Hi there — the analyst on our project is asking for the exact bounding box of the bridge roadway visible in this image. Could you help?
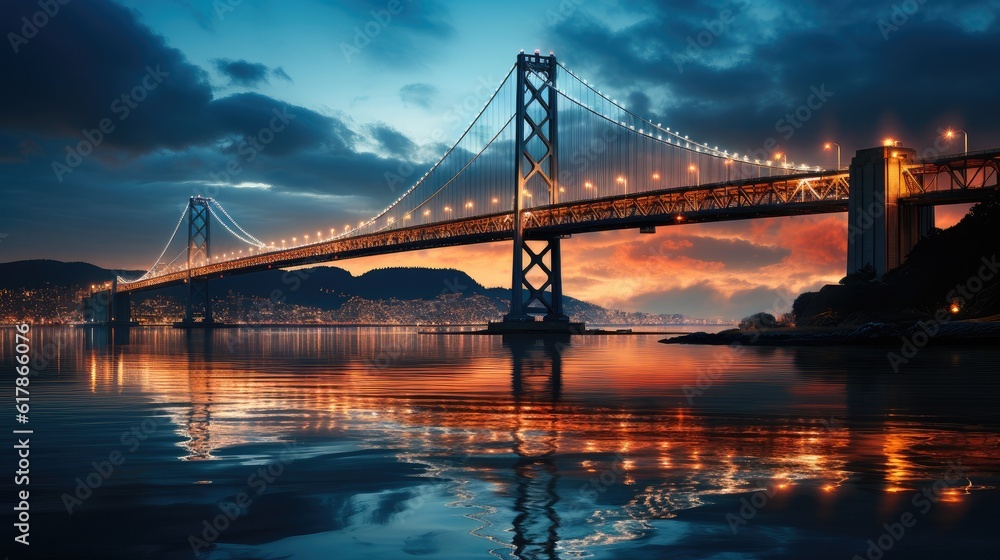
[118,170,851,294]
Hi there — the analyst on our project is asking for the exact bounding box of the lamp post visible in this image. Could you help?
[616,176,627,194]
[944,129,968,155]
[824,142,841,170]
[688,164,699,187]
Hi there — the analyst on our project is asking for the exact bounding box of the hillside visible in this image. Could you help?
[794,191,1000,326]
[0,260,708,325]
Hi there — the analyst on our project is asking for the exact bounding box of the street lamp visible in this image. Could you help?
[616,176,627,194]
[774,152,787,168]
[688,164,699,187]
[824,142,841,170]
[724,158,732,182]
[944,129,968,155]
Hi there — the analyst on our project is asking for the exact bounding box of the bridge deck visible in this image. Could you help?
[117,171,849,294]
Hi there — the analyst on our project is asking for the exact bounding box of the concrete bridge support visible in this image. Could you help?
[847,146,932,277]
[111,284,131,326]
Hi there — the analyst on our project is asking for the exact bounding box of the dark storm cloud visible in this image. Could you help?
[214,58,271,87]
[0,0,425,266]
[0,0,340,156]
[550,0,1000,156]
[399,82,437,109]
[368,123,418,159]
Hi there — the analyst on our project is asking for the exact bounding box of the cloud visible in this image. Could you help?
[273,66,293,82]
[0,0,360,160]
[630,281,794,319]
[168,0,215,32]
[0,0,422,270]
[399,83,437,109]
[547,0,1000,158]
[214,59,271,87]
[626,235,790,270]
[368,123,418,159]
[326,0,456,66]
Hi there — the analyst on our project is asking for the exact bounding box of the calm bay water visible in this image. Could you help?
[3,326,999,559]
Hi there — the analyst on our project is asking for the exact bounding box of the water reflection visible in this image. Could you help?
[507,336,564,559]
[65,327,999,558]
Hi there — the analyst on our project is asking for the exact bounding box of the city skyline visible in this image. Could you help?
[2,0,998,317]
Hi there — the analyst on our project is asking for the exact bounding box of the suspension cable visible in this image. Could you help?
[334,64,517,240]
[208,205,261,247]
[211,199,265,247]
[132,201,190,281]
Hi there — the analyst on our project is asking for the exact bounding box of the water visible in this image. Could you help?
[3,326,999,559]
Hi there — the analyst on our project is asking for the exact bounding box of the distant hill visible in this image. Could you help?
[0,259,142,290]
[0,260,708,325]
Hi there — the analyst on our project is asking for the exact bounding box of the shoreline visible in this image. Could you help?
[660,321,1000,346]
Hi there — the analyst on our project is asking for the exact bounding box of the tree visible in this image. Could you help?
[839,263,877,286]
[739,312,777,331]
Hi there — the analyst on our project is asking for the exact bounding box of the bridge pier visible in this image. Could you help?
[81,281,132,344]
[111,284,132,327]
[847,146,931,277]
[181,274,214,325]
[83,290,111,324]
[506,236,571,322]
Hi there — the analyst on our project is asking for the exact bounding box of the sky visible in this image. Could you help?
[1,0,998,319]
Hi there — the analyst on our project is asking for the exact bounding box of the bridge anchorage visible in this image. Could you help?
[83,50,1000,335]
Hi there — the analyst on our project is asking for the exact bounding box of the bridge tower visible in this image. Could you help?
[504,51,571,326]
[184,195,214,324]
[847,146,933,277]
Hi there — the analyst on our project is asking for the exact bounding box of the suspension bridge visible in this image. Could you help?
[85,51,1000,331]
